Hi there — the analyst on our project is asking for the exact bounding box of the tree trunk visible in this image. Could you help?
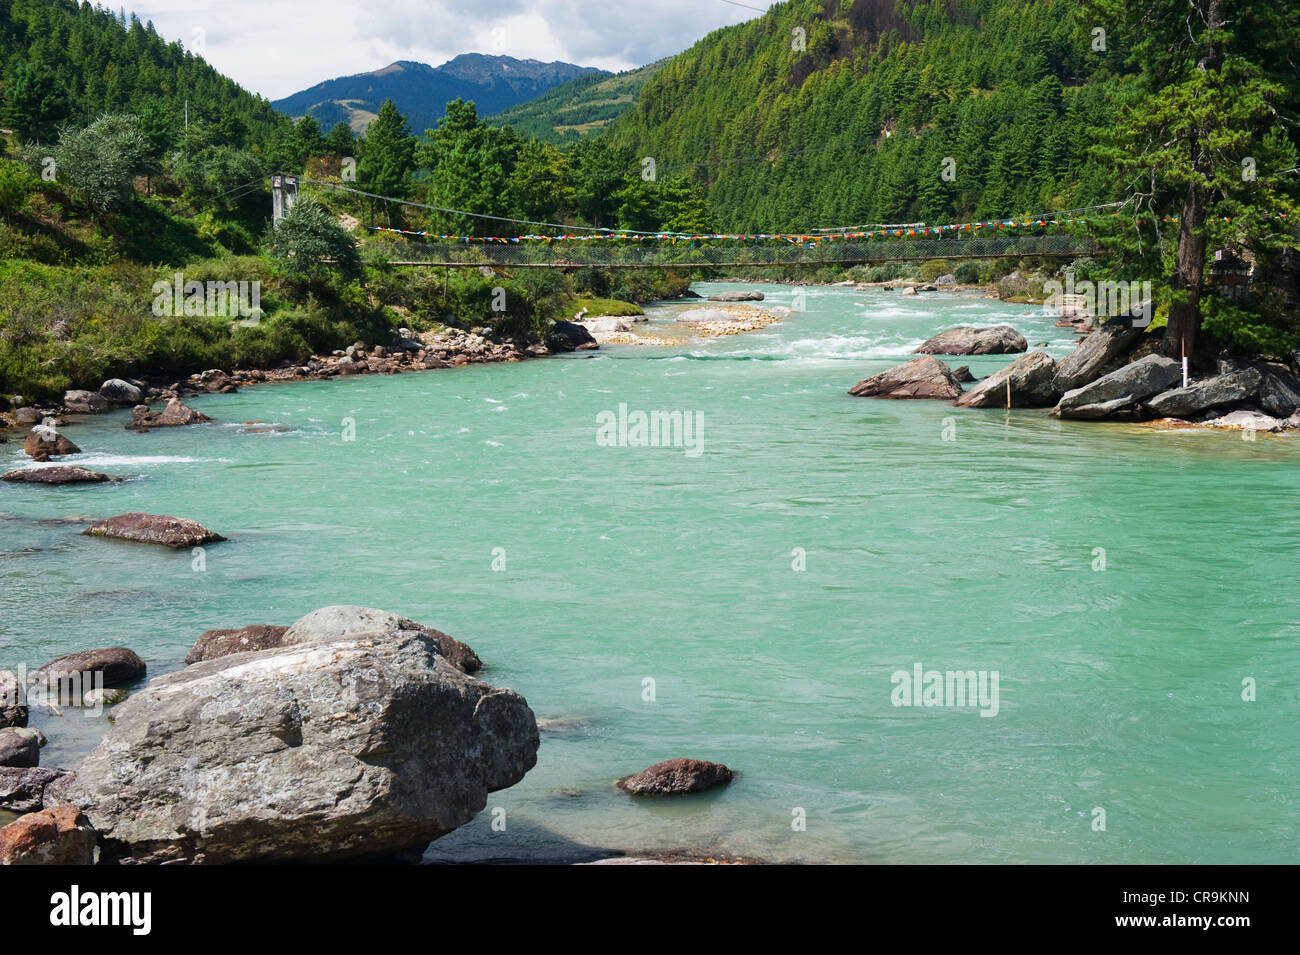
[1165,180,1207,362]
[1161,0,1224,364]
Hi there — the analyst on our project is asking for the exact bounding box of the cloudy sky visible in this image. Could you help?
[132,0,780,101]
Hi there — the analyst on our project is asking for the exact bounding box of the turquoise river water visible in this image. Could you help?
[2,283,1298,863]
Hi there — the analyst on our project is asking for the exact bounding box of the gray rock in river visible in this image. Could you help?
[849,356,964,400]
[546,320,598,353]
[1052,355,1183,419]
[707,290,764,302]
[914,325,1027,355]
[0,766,69,812]
[34,647,147,691]
[617,758,735,796]
[23,425,80,460]
[283,605,482,674]
[954,351,1059,408]
[1216,357,1300,418]
[0,727,42,767]
[63,389,109,414]
[1,466,117,485]
[1146,368,1262,418]
[185,624,289,664]
[82,513,225,549]
[1,670,28,728]
[99,379,143,405]
[1051,318,1146,393]
[128,397,211,428]
[48,627,539,863]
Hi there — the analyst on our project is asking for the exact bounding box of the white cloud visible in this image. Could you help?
[130,0,778,100]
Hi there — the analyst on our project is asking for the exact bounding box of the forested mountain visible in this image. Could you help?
[488,62,662,143]
[0,0,288,149]
[272,55,604,135]
[606,0,1118,232]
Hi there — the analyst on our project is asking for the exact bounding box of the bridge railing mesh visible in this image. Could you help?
[364,233,1097,268]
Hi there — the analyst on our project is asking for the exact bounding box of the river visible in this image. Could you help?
[3,282,1297,863]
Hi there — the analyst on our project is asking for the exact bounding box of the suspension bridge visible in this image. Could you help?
[361,233,1098,269]
[281,176,1108,270]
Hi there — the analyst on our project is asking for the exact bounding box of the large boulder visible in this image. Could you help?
[617,758,734,796]
[185,625,289,665]
[83,513,226,549]
[0,805,97,865]
[707,290,764,302]
[849,356,964,400]
[1052,355,1183,419]
[63,390,109,414]
[48,628,539,863]
[546,320,598,353]
[954,351,1059,408]
[99,379,143,405]
[23,425,80,460]
[283,605,481,674]
[1146,368,1262,418]
[1217,358,1300,418]
[0,728,41,768]
[0,670,26,728]
[0,766,69,812]
[914,325,1027,355]
[1,466,116,485]
[34,647,147,691]
[129,398,212,429]
[1051,318,1146,392]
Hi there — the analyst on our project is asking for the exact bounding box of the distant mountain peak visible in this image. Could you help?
[273,54,606,133]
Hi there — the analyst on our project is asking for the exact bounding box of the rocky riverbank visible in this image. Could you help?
[0,321,599,442]
[850,317,1300,432]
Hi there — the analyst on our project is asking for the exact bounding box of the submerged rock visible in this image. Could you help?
[1052,355,1183,419]
[1,466,116,485]
[954,351,1059,408]
[34,647,146,690]
[82,513,226,549]
[914,325,1026,355]
[1051,317,1146,393]
[48,627,539,863]
[129,398,212,429]
[185,624,289,665]
[283,605,482,674]
[849,356,964,400]
[617,758,735,796]
[0,805,97,864]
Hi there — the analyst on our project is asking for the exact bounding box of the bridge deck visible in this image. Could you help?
[367,234,1098,269]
